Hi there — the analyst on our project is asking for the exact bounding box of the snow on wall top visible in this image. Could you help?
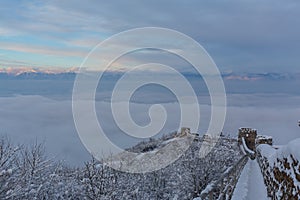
[258,137,300,165]
[287,138,300,161]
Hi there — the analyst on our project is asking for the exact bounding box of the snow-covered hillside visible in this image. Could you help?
[0,133,242,199]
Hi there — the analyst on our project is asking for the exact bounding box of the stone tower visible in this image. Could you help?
[238,128,257,151]
[180,127,191,137]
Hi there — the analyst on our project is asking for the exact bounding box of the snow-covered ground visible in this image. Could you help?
[232,159,269,200]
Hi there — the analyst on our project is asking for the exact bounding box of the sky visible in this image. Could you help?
[0,0,300,73]
[0,0,300,165]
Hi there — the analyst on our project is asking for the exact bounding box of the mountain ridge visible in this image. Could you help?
[0,67,299,81]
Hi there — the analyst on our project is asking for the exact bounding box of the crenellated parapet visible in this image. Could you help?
[256,140,300,199]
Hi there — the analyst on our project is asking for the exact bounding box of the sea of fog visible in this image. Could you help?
[0,79,299,166]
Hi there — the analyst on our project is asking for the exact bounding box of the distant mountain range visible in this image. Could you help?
[0,71,76,80]
[0,67,77,80]
[0,67,298,81]
[222,72,298,81]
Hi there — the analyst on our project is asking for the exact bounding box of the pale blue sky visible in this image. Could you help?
[0,0,300,73]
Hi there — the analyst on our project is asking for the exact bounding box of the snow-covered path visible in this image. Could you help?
[232,159,269,200]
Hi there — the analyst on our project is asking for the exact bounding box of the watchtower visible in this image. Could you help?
[238,128,257,151]
[180,127,191,137]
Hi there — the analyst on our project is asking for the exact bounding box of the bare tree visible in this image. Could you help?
[82,157,117,200]
[0,137,20,199]
[15,141,53,199]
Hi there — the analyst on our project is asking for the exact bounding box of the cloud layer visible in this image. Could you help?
[0,93,299,166]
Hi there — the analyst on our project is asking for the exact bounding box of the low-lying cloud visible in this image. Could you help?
[0,94,299,166]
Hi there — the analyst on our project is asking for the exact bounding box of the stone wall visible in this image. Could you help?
[256,144,300,199]
[199,156,248,200]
